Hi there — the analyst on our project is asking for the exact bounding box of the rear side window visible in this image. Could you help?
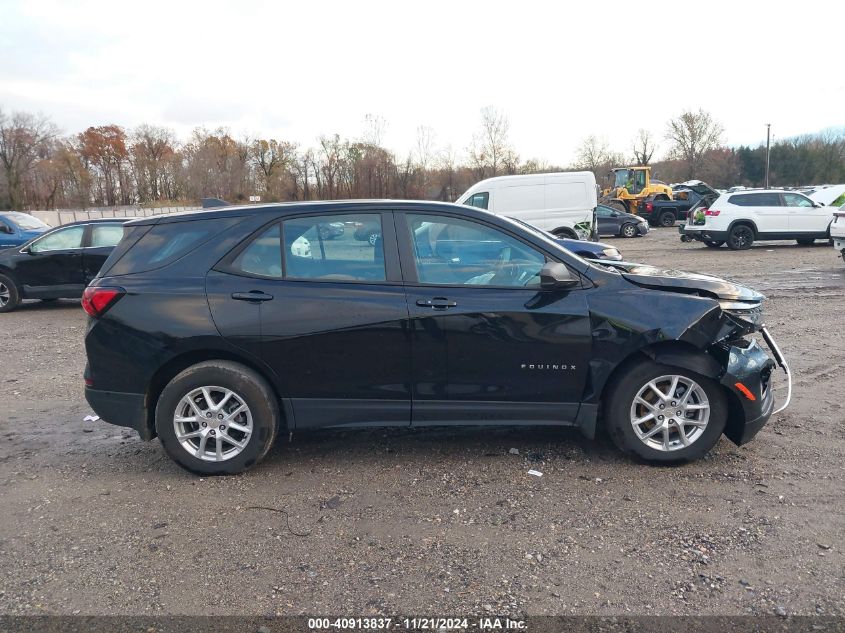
[89,224,125,247]
[729,193,782,207]
[230,224,282,278]
[283,213,386,282]
[105,217,240,276]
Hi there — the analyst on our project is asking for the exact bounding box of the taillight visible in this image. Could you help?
[704,209,720,216]
[82,286,125,318]
[645,202,653,212]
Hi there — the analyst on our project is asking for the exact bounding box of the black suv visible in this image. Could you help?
[0,218,129,312]
[83,201,790,474]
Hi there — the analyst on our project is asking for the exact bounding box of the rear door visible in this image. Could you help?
[782,192,830,234]
[82,223,125,284]
[15,225,86,294]
[211,210,411,430]
[743,192,788,233]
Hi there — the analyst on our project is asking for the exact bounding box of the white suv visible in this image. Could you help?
[831,211,845,263]
[683,190,835,250]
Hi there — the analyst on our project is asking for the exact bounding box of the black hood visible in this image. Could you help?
[606,262,765,302]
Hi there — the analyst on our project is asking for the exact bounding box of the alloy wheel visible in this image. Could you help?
[629,374,710,452]
[622,224,637,238]
[173,386,253,462]
[0,282,9,307]
[730,226,753,249]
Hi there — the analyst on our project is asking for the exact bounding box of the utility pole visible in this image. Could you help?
[765,123,771,188]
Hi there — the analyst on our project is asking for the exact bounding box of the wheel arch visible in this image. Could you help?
[593,340,726,438]
[727,219,758,237]
[144,349,287,440]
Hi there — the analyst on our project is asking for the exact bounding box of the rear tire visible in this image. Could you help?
[155,361,280,475]
[659,211,675,227]
[0,273,21,313]
[552,228,578,240]
[703,239,724,248]
[604,359,727,463]
[727,224,754,250]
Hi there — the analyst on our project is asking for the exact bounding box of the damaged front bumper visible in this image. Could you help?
[715,326,791,445]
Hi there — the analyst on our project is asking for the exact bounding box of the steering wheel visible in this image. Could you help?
[493,247,521,283]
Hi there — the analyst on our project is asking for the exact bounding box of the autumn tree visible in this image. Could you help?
[79,125,131,206]
[130,125,176,203]
[0,109,58,209]
[665,109,724,179]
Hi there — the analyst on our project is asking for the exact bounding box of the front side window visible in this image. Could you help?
[465,192,489,209]
[283,213,385,282]
[596,206,613,218]
[406,214,545,287]
[90,224,126,248]
[231,224,282,278]
[30,226,84,252]
[782,193,814,208]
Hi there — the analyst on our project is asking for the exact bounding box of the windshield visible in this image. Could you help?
[6,212,49,230]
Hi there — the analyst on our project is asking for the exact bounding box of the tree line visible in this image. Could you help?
[1,105,843,211]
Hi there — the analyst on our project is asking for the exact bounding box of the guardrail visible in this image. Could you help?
[30,206,199,227]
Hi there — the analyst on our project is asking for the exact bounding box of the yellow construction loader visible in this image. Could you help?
[600,166,673,215]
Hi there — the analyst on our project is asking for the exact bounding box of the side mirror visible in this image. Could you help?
[540,262,578,289]
[20,245,32,254]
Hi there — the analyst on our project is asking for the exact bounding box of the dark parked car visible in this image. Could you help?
[509,218,621,261]
[596,205,649,238]
[0,212,51,250]
[0,218,129,313]
[318,221,345,240]
[83,201,789,475]
[353,222,381,245]
[641,181,720,227]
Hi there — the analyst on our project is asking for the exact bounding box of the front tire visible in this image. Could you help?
[727,224,754,250]
[604,360,727,463]
[0,273,21,313]
[621,223,638,238]
[155,361,279,475]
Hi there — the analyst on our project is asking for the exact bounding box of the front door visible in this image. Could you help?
[397,212,591,425]
[782,192,830,234]
[212,211,411,430]
[16,225,86,296]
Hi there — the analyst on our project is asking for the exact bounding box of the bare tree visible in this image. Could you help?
[0,109,58,209]
[665,109,724,179]
[468,106,515,179]
[632,129,657,166]
[573,135,624,172]
[362,114,387,147]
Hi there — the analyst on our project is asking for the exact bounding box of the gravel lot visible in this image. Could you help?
[1,228,843,617]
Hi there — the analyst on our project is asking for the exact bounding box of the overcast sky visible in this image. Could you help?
[1,0,843,165]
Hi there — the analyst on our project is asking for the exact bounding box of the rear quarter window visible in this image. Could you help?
[728,193,782,207]
[102,217,242,276]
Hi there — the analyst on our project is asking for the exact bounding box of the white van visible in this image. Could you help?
[455,172,598,239]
